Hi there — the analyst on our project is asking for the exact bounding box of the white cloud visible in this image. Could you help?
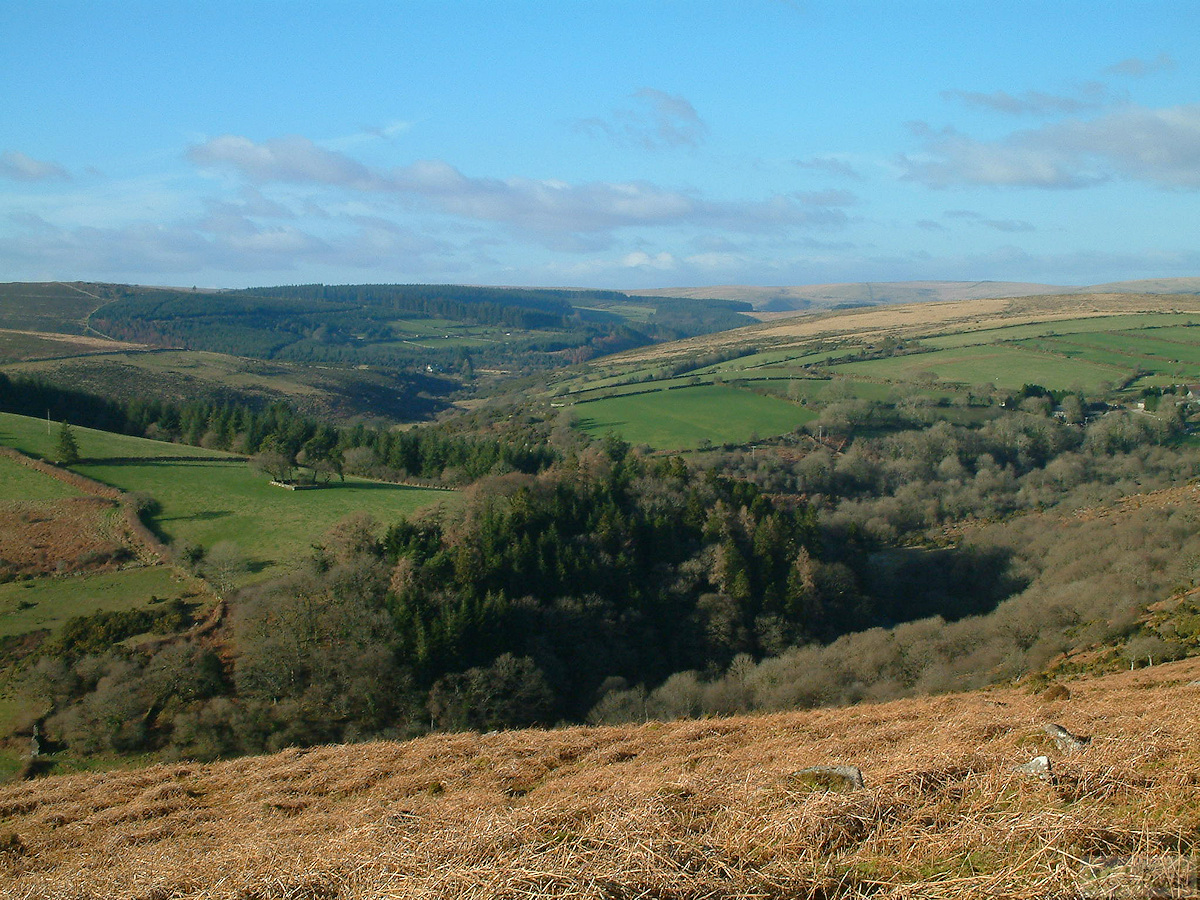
[189,135,387,190]
[0,208,455,278]
[187,134,850,239]
[0,150,70,182]
[940,209,1034,232]
[797,189,856,207]
[900,105,1200,189]
[324,120,415,151]
[621,250,677,270]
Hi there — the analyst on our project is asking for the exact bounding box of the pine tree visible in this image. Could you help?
[55,422,80,465]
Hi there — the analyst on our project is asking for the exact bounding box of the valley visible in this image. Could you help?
[1,279,1200,895]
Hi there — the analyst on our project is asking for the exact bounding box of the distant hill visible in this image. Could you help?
[636,277,1200,312]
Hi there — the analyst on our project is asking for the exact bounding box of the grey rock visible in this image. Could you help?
[1044,722,1090,754]
[1016,755,1053,780]
[795,765,866,790]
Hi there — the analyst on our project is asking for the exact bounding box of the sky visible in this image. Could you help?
[1,1,1198,291]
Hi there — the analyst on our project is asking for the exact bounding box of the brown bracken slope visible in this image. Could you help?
[1,658,1199,899]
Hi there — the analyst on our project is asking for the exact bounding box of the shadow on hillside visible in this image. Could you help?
[161,510,232,523]
[863,544,1027,628]
[83,456,240,466]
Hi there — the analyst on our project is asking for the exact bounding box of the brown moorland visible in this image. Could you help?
[1,658,1198,898]
[0,498,132,577]
[607,292,1200,366]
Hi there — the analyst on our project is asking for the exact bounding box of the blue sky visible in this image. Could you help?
[1,1,1198,290]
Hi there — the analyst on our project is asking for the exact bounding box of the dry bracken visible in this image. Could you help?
[1,658,1199,898]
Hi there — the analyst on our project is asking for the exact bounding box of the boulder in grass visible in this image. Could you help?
[1016,755,1053,780]
[1044,723,1090,754]
[794,765,866,791]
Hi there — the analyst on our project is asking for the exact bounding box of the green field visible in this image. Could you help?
[1042,331,1200,368]
[920,314,1200,349]
[0,412,224,461]
[575,384,816,450]
[829,345,1133,392]
[80,460,450,576]
[0,566,196,639]
[0,455,85,501]
[0,413,453,579]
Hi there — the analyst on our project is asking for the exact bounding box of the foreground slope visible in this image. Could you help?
[2,659,1198,899]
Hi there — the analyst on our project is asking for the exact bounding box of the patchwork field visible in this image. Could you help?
[0,413,452,581]
[1,657,1197,899]
[829,344,1130,392]
[604,294,1200,367]
[575,384,816,449]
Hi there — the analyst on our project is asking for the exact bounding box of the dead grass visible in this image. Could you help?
[0,498,131,576]
[1,660,1199,898]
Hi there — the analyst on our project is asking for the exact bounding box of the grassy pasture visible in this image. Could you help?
[1013,337,1189,376]
[830,344,1132,392]
[1053,330,1200,367]
[575,384,815,449]
[920,313,1200,349]
[77,458,451,578]
[0,412,222,462]
[0,413,452,580]
[0,456,84,501]
[0,567,194,640]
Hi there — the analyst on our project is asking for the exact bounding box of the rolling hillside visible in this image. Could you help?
[548,292,1200,450]
[0,280,756,423]
[0,658,1197,898]
[636,276,1200,312]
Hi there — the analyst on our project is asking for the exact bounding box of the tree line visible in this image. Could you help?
[0,373,555,483]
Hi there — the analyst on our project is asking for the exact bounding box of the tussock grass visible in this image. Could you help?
[1,660,1199,898]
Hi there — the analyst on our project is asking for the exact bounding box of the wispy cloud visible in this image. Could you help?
[0,150,71,182]
[793,156,863,180]
[900,104,1200,189]
[189,135,388,190]
[942,209,1034,232]
[1105,53,1175,77]
[189,134,850,239]
[575,88,708,150]
[324,120,415,151]
[941,83,1113,116]
[0,209,454,277]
